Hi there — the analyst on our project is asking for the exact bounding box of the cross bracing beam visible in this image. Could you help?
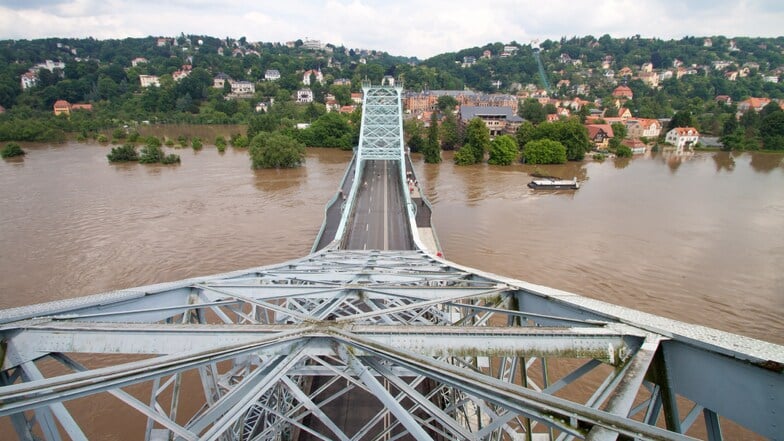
[3,322,639,365]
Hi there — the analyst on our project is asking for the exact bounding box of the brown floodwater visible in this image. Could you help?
[0,136,782,438]
[1,140,783,343]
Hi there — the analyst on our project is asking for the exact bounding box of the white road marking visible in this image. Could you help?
[383,161,389,250]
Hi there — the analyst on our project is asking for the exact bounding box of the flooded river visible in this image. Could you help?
[1,135,783,439]
[1,138,782,346]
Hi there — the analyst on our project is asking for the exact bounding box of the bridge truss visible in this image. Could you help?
[356,85,404,162]
[1,249,781,440]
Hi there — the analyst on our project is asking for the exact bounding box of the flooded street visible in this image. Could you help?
[1,140,783,348]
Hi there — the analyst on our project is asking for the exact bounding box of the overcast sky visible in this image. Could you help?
[1,0,782,58]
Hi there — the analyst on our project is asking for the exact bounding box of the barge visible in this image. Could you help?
[527,177,580,190]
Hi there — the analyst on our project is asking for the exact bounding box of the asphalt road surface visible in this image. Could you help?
[343,160,413,251]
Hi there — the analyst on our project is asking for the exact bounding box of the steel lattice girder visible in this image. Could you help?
[357,86,404,161]
[1,249,782,440]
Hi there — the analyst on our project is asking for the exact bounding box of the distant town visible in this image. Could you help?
[1,34,783,158]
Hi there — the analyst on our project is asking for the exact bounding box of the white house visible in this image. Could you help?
[230,81,255,95]
[20,71,38,90]
[302,69,324,85]
[139,75,160,88]
[35,60,65,72]
[302,39,322,50]
[264,69,280,81]
[665,127,700,151]
[297,88,314,103]
[213,73,231,88]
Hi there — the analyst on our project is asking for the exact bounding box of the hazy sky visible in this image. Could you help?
[1,0,782,58]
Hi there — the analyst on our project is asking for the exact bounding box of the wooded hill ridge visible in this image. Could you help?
[1,34,783,147]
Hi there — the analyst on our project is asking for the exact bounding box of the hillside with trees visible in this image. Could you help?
[1,34,783,150]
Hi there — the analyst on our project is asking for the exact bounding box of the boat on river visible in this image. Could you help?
[527,177,580,190]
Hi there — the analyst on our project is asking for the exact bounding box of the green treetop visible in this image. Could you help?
[249,132,306,169]
[488,135,518,165]
[462,118,490,163]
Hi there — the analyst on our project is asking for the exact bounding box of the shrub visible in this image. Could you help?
[97,134,109,143]
[112,128,127,140]
[107,143,138,162]
[230,133,249,148]
[161,153,181,164]
[145,136,161,148]
[593,153,607,161]
[454,146,477,165]
[139,144,165,163]
[192,137,203,150]
[1,142,25,158]
[177,135,188,148]
[215,136,227,152]
[164,138,175,147]
[127,131,141,143]
[616,146,633,158]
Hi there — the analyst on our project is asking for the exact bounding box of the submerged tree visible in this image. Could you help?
[488,135,518,165]
[1,142,25,158]
[522,139,567,164]
[459,118,490,164]
[249,132,306,169]
[107,143,138,162]
[423,112,442,163]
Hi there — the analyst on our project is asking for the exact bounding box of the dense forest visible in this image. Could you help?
[1,34,783,150]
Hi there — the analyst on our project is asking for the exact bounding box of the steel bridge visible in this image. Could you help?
[1,84,782,441]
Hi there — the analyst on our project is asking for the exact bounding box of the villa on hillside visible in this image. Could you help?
[612,85,633,100]
[265,69,281,81]
[139,75,160,88]
[213,73,231,88]
[297,88,314,103]
[302,69,324,85]
[230,81,255,96]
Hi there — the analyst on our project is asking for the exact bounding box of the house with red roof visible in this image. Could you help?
[737,97,771,113]
[53,100,71,116]
[665,127,700,151]
[53,100,92,116]
[622,139,648,154]
[626,118,662,139]
[617,107,633,120]
[586,124,614,150]
[612,85,633,100]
